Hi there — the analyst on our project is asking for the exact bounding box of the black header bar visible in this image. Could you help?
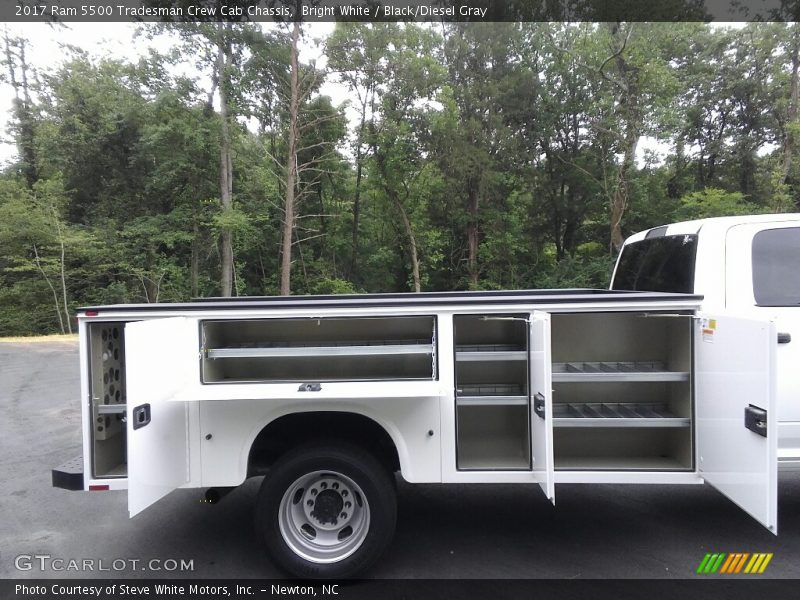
[5,0,800,23]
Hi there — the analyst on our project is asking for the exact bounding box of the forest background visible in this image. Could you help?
[1,20,799,335]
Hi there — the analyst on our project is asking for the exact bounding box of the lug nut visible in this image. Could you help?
[341,512,347,519]
[307,500,313,506]
[344,501,351,508]
[310,489,318,496]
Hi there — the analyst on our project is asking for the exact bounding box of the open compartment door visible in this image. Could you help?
[125,317,196,517]
[696,314,777,533]
[530,311,555,504]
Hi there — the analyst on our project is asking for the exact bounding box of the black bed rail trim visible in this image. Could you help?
[78,289,703,314]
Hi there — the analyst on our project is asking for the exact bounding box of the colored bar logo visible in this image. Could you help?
[696,552,773,574]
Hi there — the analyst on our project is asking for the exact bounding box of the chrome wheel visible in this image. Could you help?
[278,470,371,564]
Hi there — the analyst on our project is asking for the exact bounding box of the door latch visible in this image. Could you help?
[132,404,151,430]
[534,393,546,419]
[744,404,767,437]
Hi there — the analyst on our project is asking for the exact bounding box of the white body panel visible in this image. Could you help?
[530,311,555,503]
[125,317,196,516]
[74,291,778,533]
[724,222,800,468]
[695,313,778,532]
[198,396,442,486]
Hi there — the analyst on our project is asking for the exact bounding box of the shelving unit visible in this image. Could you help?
[550,312,694,471]
[552,361,689,383]
[207,340,432,359]
[201,316,436,383]
[454,314,530,470]
[455,344,526,363]
[553,402,690,428]
[456,384,527,406]
[88,322,127,479]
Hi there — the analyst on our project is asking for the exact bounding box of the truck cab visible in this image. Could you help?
[611,214,800,470]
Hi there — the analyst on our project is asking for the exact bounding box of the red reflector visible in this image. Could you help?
[89,484,109,491]
[85,310,99,317]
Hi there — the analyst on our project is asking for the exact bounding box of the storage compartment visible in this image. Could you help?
[553,427,693,470]
[201,316,436,383]
[456,404,531,470]
[454,314,530,469]
[550,312,693,471]
[88,322,127,478]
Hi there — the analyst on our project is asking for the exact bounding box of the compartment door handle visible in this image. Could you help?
[778,332,791,344]
[132,404,151,430]
[744,404,767,437]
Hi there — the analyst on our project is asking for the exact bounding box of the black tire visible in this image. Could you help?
[255,441,397,579]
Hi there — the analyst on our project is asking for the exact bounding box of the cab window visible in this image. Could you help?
[752,227,800,306]
[611,234,698,294]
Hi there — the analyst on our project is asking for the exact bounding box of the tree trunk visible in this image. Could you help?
[4,32,37,188]
[610,125,639,253]
[191,216,199,298]
[608,24,641,253]
[280,21,301,296]
[57,224,72,333]
[373,148,421,293]
[782,24,799,199]
[349,106,367,279]
[393,196,421,293]
[467,187,479,287]
[217,22,234,297]
[32,243,65,334]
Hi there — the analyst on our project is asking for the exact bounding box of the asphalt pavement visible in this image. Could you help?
[1,340,799,580]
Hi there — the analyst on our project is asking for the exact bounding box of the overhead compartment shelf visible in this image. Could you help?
[553,402,690,428]
[455,344,526,362]
[207,340,433,359]
[552,361,689,382]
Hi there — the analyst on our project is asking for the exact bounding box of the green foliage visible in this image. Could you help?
[3,23,800,334]
[675,188,761,220]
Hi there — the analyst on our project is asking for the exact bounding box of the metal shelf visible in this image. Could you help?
[457,396,528,406]
[455,344,527,362]
[97,404,126,415]
[552,361,689,382]
[553,402,690,428]
[456,383,527,406]
[207,341,434,359]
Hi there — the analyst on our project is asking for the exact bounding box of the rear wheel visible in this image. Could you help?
[256,442,396,578]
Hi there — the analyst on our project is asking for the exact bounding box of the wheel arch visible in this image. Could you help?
[246,410,403,478]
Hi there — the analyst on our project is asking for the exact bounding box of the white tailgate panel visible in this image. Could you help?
[696,314,777,533]
[125,317,196,517]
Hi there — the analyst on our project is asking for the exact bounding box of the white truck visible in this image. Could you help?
[52,287,783,577]
[611,213,800,472]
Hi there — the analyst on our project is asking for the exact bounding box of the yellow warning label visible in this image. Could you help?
[702,318,715,343]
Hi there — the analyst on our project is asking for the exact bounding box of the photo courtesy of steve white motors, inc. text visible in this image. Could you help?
[14,583,341,597]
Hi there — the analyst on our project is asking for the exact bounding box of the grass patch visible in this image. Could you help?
[0,333,79,343]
